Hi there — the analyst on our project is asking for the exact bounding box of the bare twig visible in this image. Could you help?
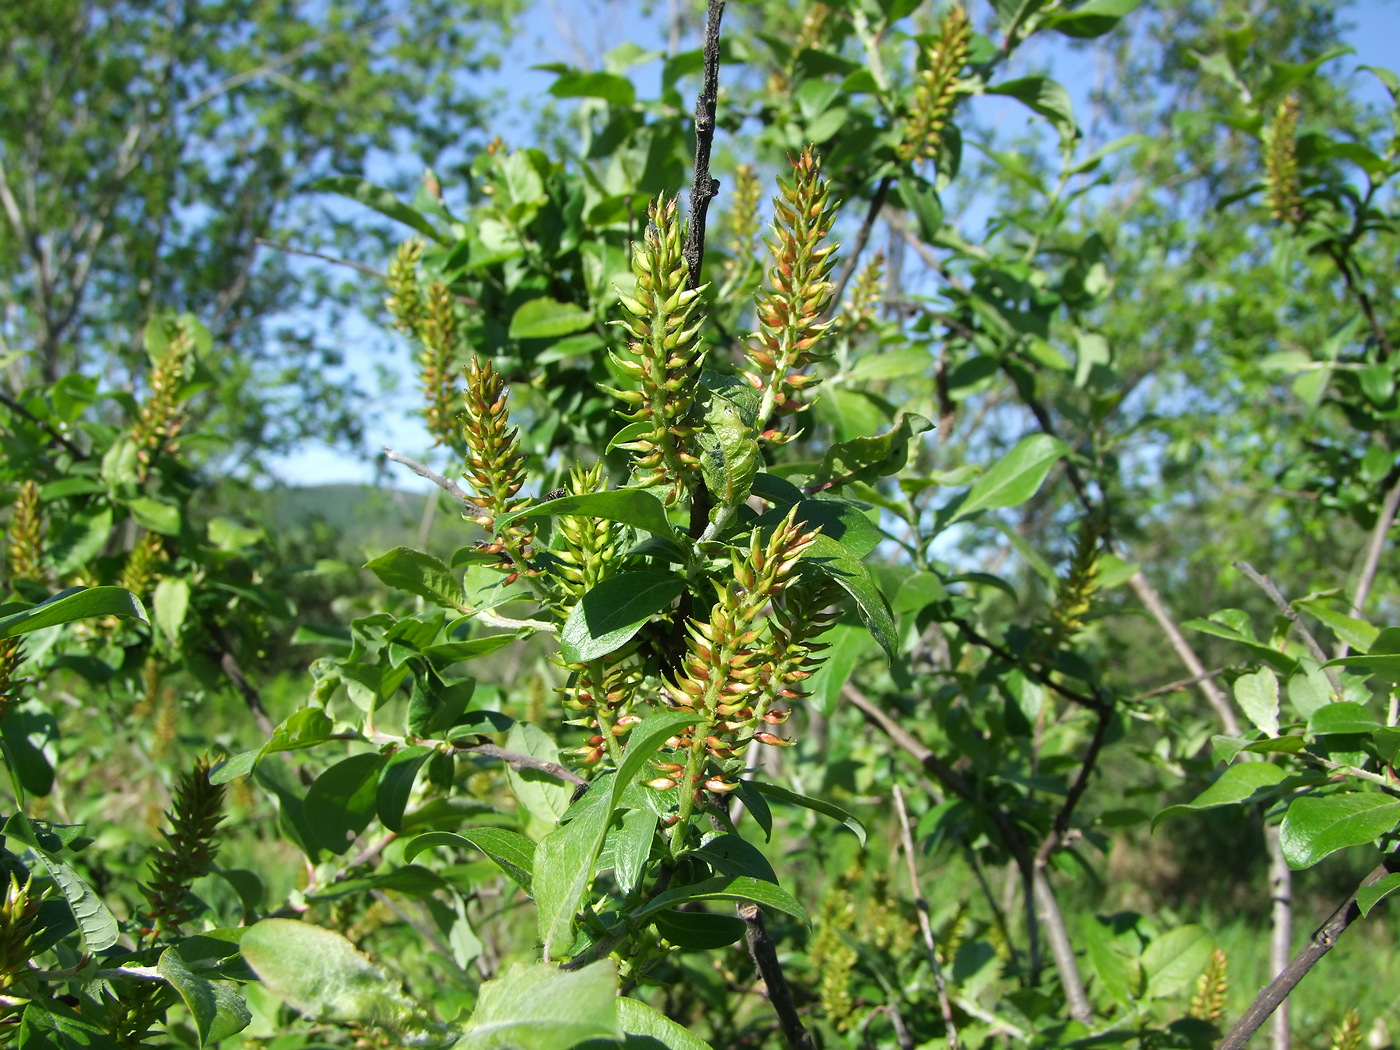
[892,784,959,1049]
[1035,707,1112,867]
[382,446,484,511]
[1130,666,1227,702]
[218,648,275,738]
[1337,468,1400,659]
[254,236,388,280]
[451,742,587,788]
[1219,853,1400,1050]
[740,903,815,1050]
[1326,242,1393,361]
[682,0,725,290]
[950,618,1110,712]
[1234,560,1344,697]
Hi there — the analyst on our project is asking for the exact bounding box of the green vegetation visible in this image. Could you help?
[1,1,1398,1048]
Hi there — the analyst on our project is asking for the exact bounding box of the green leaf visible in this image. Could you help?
[560,571,685,663]
[1044,0,1141,37]
[3,814,118,952]
[158,947,252,1046]
[615,998,715,1050]
[405,828,536,893]
[533,711,698,955]
[948,435,1069,525]
[51,507,114,575]
[258,708,336,760]
[376,746,434,833]
[1141,925,1213,999]
[152,577,190,646]
[751,782,867,846]
[1325,627,1400,683]
[497,490,675,538]
[18,1004,118,1050]
[422,635,519,663]
[1234,668,1279,737]
[505,723,573,823]
[613,809,659,896]
[1279,794,1400,869]
[986,76,1076,135]
[813,413,933,491]
[549,70,637,105]
[127,496,181,536]
[698,394,760,510]
[1357,872,1400,917]
[509,298,594,340]
[651,909,747,951]
[241,919,429,1029]
[1152,763,1287,828]
[304,754,388,855]
[365,548,464,609]
[311,176,447,243]
[800,535,898,661]
[460,960,620,1050]
[1309,702,1381,736]
[0,586,147,639]
[757,500,882,559]
[635,875,809,926]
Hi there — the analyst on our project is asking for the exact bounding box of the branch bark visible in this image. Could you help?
[741,904,815,1050]
[682,0,725,290]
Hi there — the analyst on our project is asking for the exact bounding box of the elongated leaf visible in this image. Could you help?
[751,782,867,846]
[814,413,934,491]
[550,70,637,105]
[241,919,427,1029]
[19,1005,117,1050]
[1141,925,1213,999]
[613,809,659,896]
[1279,793,1400,869]
[948,435,1069,524]
[405,828,537,893]
[33,852,119,951]
[158,947,252,1046]
[692,834,777,883]
[987,76,1076,135]
[311,176,447,243]
[365,548,463,609]
[509,297,593,339]
[1358,872,1400,917]
[560,571,685,663]
[1325,627,1400,683]
[304,754,387,855]
[636,875,809,926]
[1044,0,1141,37]
[1309,702,1381,736]
[152,577,191,646]
[616,997,715,1050]
[1234,668,1279,737]
[800,535,897,661]
[755,500,882,559]
[534,711,698,955]
[1153,763,1287,828]
[652,909,747,950]
[505,723,573,823]
[0,586,146,639]
[376,746,434,833]
[497,490,675,538]
[258,708,335,761]
[422,635,518,663]
[460,960,620,1050]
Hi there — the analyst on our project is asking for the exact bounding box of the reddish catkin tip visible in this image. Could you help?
[754,732,794,747]
[645,777,679,790]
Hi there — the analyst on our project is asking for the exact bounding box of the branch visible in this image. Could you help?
[1326,242,1393,361]
[1130,666,1227,703]
[950,618,1110,712]
[218,648,275,738]
[682,0,725,290]
[1034,706,1112,867]
[0,390,87,459]
[381,447,484,512]
[451,742,587,788]
[1218,853,1400,1050]
[1234,560,1343,697]
[740,904,815,1050]
[893,784,959,1049]
[255,236,388,280]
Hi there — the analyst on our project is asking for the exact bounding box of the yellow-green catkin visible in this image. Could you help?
[606,194,706,503]
[810,884,859,1032]
[461,356,535,583]
[0,638,23,724]
[721,164,763,294]
[130,325,194,479]
[1189,948,1229,1023]
[0,875,46,1035]
[1328,1010,1363,1050]
[119,531,164,599]
[6,481,44,586]
[837,251,886,336]
[746,147,840,439]
[385,239,427,340]
[1263,96,1304,226]
[899,5,970,163]
[419,282,462,447]
[1036,516,1102,660]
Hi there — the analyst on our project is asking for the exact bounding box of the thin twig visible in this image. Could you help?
[740,903,815,1050]
[0,390,87,458]
[451,742,587,788]
[218,648,275,738]
[1035,707,1112,867]
[382,446,484,511]
[681,0,725,289]
[1234,560,1344,697]
[1218,852,1400,1050]
[950,618,1110,712]
[892,784,959,1049]
[254,236,388,280]
[1326,242,1393,361]
[1131,666,1227,702]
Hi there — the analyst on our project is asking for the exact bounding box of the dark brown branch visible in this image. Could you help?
[219,649,275,738]
[381,446,484,511]
[950,618,1110,712]
[451,742,587,788]
[682,0,725,291]
[740,904,815,1050]
[1326,242,1392,361]
[1234,560,1344,697]
[825,175,892,319]
[1218,853,1400,1050]
[1035,706,1112,867]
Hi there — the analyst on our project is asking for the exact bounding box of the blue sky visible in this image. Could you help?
[268,0,1400,491]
